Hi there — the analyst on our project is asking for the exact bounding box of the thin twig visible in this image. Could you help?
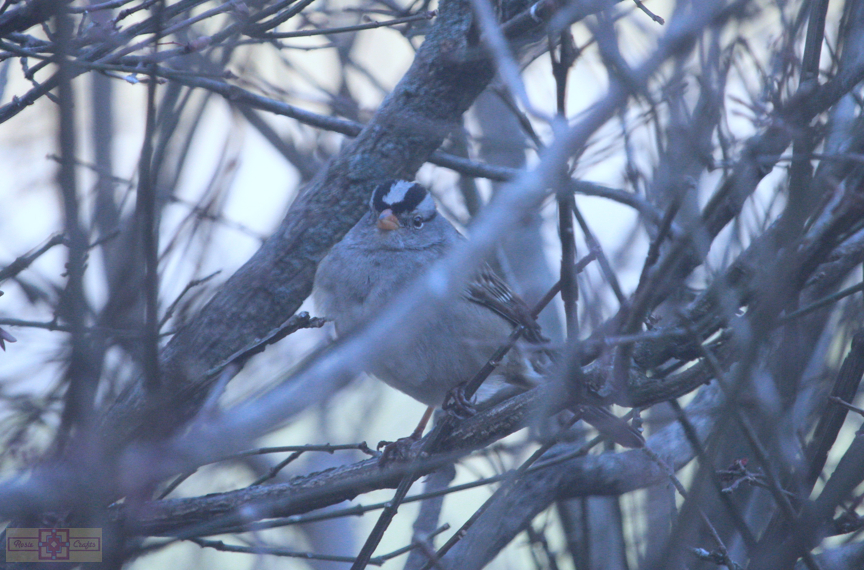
[69,0,137,14]
[829,396,864,418]
[235,442,376,458]
[115,0,159,22]
[469,0,550,121]
[265,10,436,38]
[158,442,374,499]
[632,0,664,25]
[779,281,864,323]
[552,29,579,336]
[203,312,328,379]
[136,0,163,391]
[157,470,197,500]
[0,234,66,283]
[54,0,96,443]
[190,525,449,566]
[572,204,627,306]
[248,451,303,486]
[159,271,221,329]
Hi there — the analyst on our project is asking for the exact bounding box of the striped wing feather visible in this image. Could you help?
[463,265,548,344]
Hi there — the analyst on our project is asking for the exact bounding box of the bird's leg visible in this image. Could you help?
[377,406,434,466]
[442,382,476,419]
[410,405,434,439]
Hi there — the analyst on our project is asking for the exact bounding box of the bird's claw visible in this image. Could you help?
[442,383,476,419]
[377,435,420,466]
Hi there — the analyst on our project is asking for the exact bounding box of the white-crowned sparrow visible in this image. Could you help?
[314,180,546,408]
[314,180,644,449]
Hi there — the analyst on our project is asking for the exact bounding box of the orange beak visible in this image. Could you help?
[377,209,401,231]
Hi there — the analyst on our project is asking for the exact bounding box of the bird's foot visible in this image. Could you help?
[377,435,421,466]
[442,383,476,419]
[377,406,435,466]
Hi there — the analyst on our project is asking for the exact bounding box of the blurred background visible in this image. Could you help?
[1,0,862,567]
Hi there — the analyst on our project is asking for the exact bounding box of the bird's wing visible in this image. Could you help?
[463,264,548,344]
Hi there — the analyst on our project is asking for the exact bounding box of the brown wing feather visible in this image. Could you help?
[463,264,548,344]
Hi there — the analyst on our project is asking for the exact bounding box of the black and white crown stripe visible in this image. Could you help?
[371,180,434,215]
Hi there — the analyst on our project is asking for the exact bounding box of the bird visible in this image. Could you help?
[313,180,643,448]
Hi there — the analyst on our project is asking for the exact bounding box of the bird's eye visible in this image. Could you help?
[412,216,424,229]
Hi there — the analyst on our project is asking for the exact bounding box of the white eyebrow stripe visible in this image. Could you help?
[382,180,416,205]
